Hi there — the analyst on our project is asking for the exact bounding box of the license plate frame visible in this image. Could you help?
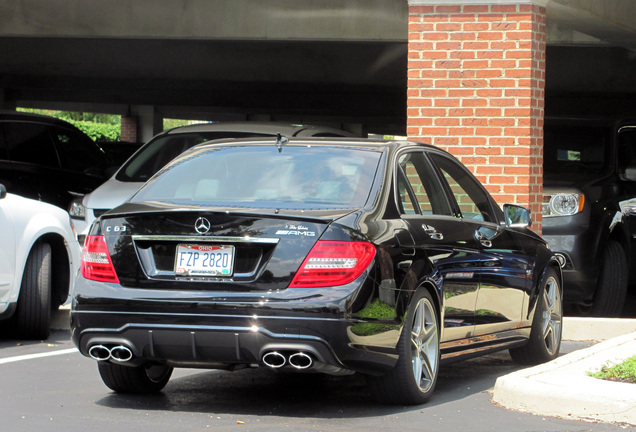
[174,244,235,277]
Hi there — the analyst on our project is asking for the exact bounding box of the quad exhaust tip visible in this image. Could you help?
[88,344,133,362]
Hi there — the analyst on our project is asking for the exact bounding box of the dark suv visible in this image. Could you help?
[542,117,636,316]
[0,111,112,210]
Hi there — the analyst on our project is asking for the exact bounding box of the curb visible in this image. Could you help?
[493,321,636,426]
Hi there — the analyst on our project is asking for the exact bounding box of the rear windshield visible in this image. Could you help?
[116,132,276,182]
[130,145,383,209]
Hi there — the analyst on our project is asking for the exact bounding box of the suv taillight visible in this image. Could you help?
[81,235,119,283]
[289,241,375,288]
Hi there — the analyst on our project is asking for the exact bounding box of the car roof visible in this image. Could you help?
[160,121,355,137]
[0,110,77,127]
[192,136,436,154]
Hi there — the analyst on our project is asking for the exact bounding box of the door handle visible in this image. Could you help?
[423,224,444,240]
[475,231,492,248]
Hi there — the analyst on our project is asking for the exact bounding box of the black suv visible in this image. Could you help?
[0,111,112,210]
[543,117,636,316]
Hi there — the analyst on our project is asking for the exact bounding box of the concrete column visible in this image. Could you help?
[121,105,162,143]
[407,0,547,232]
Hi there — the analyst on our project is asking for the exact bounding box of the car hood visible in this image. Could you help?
[84,179,144,210]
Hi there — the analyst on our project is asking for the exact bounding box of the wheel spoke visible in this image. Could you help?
[540,277,562,356]
[410,297,439,392]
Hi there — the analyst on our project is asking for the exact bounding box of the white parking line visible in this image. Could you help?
[0,348,78,365]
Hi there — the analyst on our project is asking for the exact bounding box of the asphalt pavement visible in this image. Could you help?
[51,307,636,427]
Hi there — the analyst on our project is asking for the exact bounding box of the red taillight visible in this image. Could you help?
[289,241,376,288]
[81,235,119,283]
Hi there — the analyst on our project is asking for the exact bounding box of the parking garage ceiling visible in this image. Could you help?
[2,0,636,134]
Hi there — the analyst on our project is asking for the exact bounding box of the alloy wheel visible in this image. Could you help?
[541,276,562,356]
[410,297,439,393]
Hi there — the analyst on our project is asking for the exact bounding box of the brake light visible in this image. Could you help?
[81,235,119,283]
[290,241,376,288]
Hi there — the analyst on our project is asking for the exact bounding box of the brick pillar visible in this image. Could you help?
[407,0,546,232]
[120,115,138,143]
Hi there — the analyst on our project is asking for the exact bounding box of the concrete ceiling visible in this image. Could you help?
[2,0,636,135]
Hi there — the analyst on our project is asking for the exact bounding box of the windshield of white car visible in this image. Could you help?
[115,132,277,183]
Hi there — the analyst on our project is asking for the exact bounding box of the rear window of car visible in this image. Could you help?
[130,145,382,209]
[115,132,277,183]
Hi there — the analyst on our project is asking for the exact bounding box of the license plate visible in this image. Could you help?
[174,244,235,276]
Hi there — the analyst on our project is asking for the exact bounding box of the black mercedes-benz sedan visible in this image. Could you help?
[71,137,563,405]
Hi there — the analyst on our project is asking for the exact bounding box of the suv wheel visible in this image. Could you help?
[575,240,627,317]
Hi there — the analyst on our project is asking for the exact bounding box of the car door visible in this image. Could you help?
[617,125,636,267]
[428,152,531,336]
[395,150,482,342]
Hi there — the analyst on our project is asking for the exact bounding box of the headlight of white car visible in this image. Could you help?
[543,192,585,217]
[68,196,86,220]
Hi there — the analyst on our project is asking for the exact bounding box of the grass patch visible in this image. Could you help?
[588,355,636,384]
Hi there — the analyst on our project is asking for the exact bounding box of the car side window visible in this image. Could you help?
[397,152,452,216]
[618,127,636,177]
[51,126,107,173]
[3,122,60,168]
[0,124,9,160]
[428,153,496,223]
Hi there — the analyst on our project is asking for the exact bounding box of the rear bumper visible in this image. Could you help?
[70,278,401,375]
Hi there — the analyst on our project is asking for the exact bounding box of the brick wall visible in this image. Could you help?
[120,115,138,143]
[407,2,546,231]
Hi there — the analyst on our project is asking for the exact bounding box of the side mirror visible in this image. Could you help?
[503,204,532,228]
[0,183,6,200]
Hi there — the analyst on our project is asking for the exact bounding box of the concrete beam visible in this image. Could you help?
[0,0,407,41]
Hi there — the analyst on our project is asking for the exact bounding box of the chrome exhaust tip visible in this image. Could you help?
[262,351,286,368]
[88,345,111,361]
[110,345,133,362]
[554,253,567,268]
[289,352,313,369]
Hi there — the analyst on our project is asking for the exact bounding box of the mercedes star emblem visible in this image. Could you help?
[194,217,211,234]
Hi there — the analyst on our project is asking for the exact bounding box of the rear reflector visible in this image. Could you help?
[81,235,119,283]
[289,241,375,288]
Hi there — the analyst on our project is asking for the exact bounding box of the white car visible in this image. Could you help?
[69,121,355,240]
[0,183,80,339]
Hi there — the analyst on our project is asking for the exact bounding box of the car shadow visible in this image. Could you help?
[93,351,532,418]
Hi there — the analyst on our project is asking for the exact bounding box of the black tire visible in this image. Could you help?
[510,267,562,365]
[14,242,52,340]
[368,288,440,405]
[97,362,173,394]
[588,240,628,317]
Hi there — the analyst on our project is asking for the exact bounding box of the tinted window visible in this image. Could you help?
[132,145,382,209]
[544,125,611,176]
[397,152,452,216]
[0,125,8,159]
[429,154,495,223]
[50,126,108,173]
[618,127,636,176]
[3,122,60,168]
[116,132,276,182]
